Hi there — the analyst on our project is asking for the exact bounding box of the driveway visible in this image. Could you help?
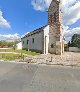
[0,62,80,92]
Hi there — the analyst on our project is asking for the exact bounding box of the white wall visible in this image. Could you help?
[22,31,44,53]
[69,47,80,52]
[22,26,50,54]
[43,25,49,54]
[15,42,22,50]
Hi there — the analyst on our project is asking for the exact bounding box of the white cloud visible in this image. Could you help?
[0,10,11,28]
[32,0,52,11]
[64,27,80,42]
[32,0,80,42]
[63,0,80,25]
[0,33,20,41]
[32,0,80,26]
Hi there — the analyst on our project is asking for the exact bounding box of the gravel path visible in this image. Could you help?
[23,52,80,66]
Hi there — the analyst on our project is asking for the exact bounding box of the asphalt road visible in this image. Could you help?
[0,62,80,92]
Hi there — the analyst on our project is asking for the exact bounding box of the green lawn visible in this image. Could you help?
[0,49,40,56]
[0,49,39,61]
[14,50,40,56]
[0,54,23,61]
[0,49,40,61]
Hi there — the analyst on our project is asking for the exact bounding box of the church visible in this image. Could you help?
[21,0,64,55]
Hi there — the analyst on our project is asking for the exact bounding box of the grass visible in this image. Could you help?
[0,49,40,61]
[14,50,40,56]
[0,48,40,56]
[0,54,27,61]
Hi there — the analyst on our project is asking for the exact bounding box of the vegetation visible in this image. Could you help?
[68,34,80,48]
[0,40,14,48]
[71,34,80,48]
[0,39,40,61]
[0,48,39,56]
[0,40,21,48]
[0,54,24,61]
[0,49,39,61]
[14,50,40,56]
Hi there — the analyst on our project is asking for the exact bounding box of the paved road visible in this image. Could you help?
[0,62,80,92]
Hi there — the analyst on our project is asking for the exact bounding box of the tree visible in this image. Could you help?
[7,42,14,47]
[71,34,80,48]
[68,41,71,47]
[0,40,14,48]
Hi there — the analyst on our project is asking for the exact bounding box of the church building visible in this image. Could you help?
[21,0,64,55]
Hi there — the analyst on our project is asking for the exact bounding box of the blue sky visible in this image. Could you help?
[0,0,48,40]
[0,0,80,42]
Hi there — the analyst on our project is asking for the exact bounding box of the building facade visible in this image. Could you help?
[21,0,64,55]
[21,26,49,54]
[14,42,22,50]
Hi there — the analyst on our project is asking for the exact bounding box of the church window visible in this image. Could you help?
[32,38,34,43]
[54,12,56,22]
[27,40,29,45]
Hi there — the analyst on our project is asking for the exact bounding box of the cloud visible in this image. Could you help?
[64,27,80,42]
[0,33,20,41]
[32,0,52,11]
[32,0,80,26]
[32,0,80,42]
[0,10,11,28]
[63,0,80,25]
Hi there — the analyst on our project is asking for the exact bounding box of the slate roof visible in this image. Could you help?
[21,25,47,39]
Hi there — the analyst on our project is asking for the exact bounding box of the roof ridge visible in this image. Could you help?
[21,25,48,39]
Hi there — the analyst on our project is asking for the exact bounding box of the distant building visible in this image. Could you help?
[14,42,22,50]
[21,0,64,55]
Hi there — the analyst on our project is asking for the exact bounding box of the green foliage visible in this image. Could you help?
[68,41,73,47]
[0,54,22,61]
[0,40,14,47]
[71,34,80,48]
[14,50,40,56]
[7,42,14,47]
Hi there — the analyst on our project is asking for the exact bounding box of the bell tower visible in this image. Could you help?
[48,0,63,55]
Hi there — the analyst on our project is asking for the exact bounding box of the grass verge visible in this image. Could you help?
[14,50,40,56]
[0,54,27,61]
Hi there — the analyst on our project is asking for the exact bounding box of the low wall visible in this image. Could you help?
[69,47,80,52]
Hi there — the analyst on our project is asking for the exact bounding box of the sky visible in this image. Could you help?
[0,0,80,42]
